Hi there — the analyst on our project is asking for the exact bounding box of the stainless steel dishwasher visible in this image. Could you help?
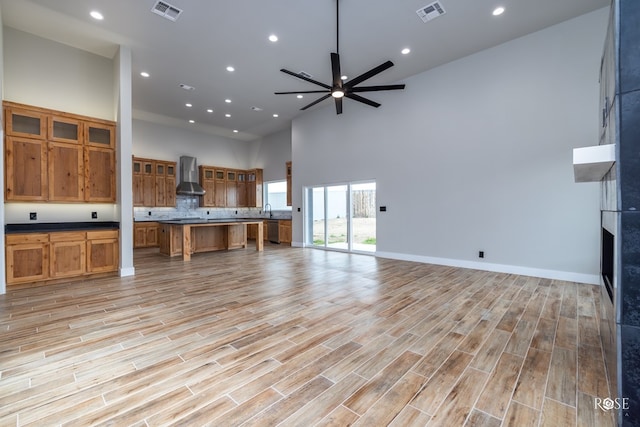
[267,220,280,244]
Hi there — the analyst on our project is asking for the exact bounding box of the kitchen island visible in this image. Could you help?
[158,219,263,261]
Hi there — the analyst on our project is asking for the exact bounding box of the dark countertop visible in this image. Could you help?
[158,218,264,225]
[5,221,120,234]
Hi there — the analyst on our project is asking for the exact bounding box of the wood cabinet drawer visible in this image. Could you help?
[49,232,87,242]
[87,230,118,240]
[6,233,49,245]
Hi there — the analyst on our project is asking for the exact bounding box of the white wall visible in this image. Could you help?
[133,119,254,170]
[248,128,292,183]
[3,27,114,120]
[292,8,608,283]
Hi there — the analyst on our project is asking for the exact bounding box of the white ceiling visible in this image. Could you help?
[1,0,608,141]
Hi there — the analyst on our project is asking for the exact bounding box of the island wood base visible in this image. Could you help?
[159,221,263,261]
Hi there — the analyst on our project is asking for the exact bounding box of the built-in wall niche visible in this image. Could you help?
[602,227,614,303]
[4,203,119,223]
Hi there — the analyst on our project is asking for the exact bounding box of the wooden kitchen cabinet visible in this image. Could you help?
[237,172,247,207]
[5,136,48,201]
[87,230,119,273]
[48,142,84,202]
[134,222,160,248]
[4,106,47,140]
[85,121,115,149]
[286,161,292,206]
[5,234,49,284]
[132,157,176,207]
[214,169,226,207]
[279,220,292,245]
[155,162,167,206]
[199,166,216,207]
[85,147,115,202]
[247,169,263,208]
[5,229,120,285]
[3,102,116,203]
[49,116,81,144]
[226,170,237,207]
[165,162,176,207]
[49,232,86,279]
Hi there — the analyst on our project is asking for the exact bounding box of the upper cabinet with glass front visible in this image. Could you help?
[49,116,82,144]
[85,122,115,148]
[5,106,47,139]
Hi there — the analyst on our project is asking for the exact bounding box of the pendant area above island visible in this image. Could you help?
[158,219,263,261]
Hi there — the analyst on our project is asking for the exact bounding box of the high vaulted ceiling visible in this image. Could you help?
[1,0,608,141]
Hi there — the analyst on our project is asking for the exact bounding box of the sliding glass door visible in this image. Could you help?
[305,181,376,254]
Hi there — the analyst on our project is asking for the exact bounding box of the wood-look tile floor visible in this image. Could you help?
[0,245,615,426]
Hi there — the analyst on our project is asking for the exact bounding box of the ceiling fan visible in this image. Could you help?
[274,0,405,115]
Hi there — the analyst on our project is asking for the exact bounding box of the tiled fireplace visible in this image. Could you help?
[598,1,640,425]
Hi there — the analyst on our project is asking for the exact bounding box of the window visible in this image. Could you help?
[264,181,291,210]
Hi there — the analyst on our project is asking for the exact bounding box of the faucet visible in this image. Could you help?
[264,203,272,218]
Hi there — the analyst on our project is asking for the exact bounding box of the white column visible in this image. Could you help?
[115,46,135,277]
[0,7,7,295]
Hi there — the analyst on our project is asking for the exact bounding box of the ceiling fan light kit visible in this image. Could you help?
[275,0,405,115]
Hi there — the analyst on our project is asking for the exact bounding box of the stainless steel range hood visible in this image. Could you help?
[176,156,206,196]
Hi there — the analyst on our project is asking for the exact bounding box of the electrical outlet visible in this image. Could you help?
[29,212,37,220]
[148,211,152,216]
[235,210,238,214]
[207,211,210,215]
[297,207,301,212]
[91,212,98,219]
[479,251,484,258]
[380,206,387,212]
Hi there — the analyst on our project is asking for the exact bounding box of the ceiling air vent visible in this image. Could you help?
[416,1,446,23]
[151,0,183,22]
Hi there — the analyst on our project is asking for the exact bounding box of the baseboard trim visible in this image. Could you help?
[375,251,599,285]
[119,267,135,277]
[292,241,304,248]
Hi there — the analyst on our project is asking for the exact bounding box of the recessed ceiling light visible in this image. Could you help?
[233,129,239,133]
[225,113,231,118]
[207,109,213,113]
[492,7,505,16]
[226,66,235,72]
[140,71,150,78]
[268,34,278,42]
[341,75,348,80]
[297,95,303,99]
[401,48,411,55]
[185,103,192,108]
[273,114,279,118]
[225,99,232,103]
[90,11,104,20]
[188,120,195,124]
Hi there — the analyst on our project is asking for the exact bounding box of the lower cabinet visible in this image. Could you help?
[50,232,86,279]
[133,222,159,248]
[87,231,119,273]
[279,220,292,245]
[5,229,119,285]
[5,234,49,284]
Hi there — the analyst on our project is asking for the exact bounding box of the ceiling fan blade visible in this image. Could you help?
[331,53,342,88]
[280,69,331,89]
[335,97,343,115]
[350,84,405,93]
[346,93,381,108]
[275,90,330,95]
[301,94,332,110]
[345,61,394,88]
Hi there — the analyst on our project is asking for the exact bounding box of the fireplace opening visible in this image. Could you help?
[602,227,614,303]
